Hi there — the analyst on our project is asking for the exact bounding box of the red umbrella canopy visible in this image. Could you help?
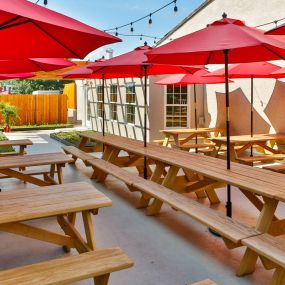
[270,67,285,78]
[87,45,203,77]
[155,69,230,85]
[0,72,34,80]
[0,58,74,73]
[204,61,281,78]
[146,17,285,65]
[0,0,121,59]
[266,23,285,35]
[61,58,135,79]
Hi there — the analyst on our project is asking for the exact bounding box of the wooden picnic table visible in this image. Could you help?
[81,133,285,275]
[0,182,112,254]
[211,133,285,161]
[0,139,33,156]
[0,152,73,186]
[160,127,225,147]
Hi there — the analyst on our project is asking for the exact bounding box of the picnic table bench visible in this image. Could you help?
[0,182,134,284]
[190,280,217,285]
[211,134,285,163]
[81,133,285,277]
[0,247,133,285]
[0,152,73,186]
[0,139,33,156]
[160,127,224,147]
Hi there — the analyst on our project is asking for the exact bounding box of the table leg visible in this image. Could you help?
[147,165,179,215]
[136,162,166,209]
[271,267,285,285]
[82,210,96,250]
[162,135,170,147]
[237,197,278,276]
[57,164,63,184]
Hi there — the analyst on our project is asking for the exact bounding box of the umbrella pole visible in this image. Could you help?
[250,75,254,156]
[102,74,105,136]
[143,65,148,179]
[194,84,198,153]
[102,74,105,151]
[224,49,232,217]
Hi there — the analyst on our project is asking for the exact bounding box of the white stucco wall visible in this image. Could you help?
[151,0,285,136]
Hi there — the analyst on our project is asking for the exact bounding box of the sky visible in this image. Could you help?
[30,0,204,60]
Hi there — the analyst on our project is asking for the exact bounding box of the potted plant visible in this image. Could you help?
[0,102,19,132]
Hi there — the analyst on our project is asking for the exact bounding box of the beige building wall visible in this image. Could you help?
[150,0,285,139]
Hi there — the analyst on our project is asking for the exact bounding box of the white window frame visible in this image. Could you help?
[109,84,118,121]
[164,84,189,128]
[96,85,103,119]
[125,83,136,125]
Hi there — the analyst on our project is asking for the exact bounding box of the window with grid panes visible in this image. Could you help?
[165,85,188,128]
[125,83,136,124]
[109,84,118,120]
[96,85,103,118]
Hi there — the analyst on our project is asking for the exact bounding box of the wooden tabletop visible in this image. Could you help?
[0,139,33,147]
[0,182,112,224]
[0,152,73,169]
[211,134,285,144]
[160,127,225,135]
[84,133,285,202]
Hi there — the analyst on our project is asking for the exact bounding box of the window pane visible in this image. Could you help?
[165,84,189,128]
[167,94,173,104]
[181,94,187,104]
[174,94,181,104]
[167,85,173,93]
[181,85,187,93]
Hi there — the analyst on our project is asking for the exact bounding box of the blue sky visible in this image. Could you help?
[31,0,204,60]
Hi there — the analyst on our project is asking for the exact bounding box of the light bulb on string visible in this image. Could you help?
[154,37,157,44]
[139,35,143,43]
[115,28,118,36]
[43,0,48,5]
[148,14,152,27]
[173,0,178,16]
[130,22,134,33]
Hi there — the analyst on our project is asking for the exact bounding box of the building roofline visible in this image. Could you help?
[156,0,215,46]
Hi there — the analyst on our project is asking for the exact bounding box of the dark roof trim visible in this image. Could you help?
[156,0,215,46]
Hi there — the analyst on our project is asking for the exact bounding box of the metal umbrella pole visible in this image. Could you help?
[102,73,105,136]
[250,75,254,156]
[224,49,232,217]
[143,65,148,179]
[193,83,198,153]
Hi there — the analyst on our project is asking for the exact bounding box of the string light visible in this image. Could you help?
[104,0,178,34]
[173,0,178,16]
[148,14,153,27]
[115,27,118,36]
[139,34,143,42]
[43,0,48,6]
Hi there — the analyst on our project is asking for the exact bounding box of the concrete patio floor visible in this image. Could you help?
[1,130,284,285]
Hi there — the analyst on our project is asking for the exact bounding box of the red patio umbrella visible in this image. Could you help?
[205,61,281,155]
[0,0,121,59]
[0,72,34,80]
[266,23,285,35]
[146,15,285,217]
[86,45,203,179]
[0,58,74,73]
[155,69,231,151]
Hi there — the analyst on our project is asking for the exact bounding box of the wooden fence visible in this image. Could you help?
[0,94,68,125]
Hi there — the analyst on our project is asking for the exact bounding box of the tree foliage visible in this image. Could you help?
[2,79,74,94]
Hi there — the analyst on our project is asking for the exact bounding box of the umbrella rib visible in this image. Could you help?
[262,44,285,61]
[30,20,81,59]
[0,19,31,31]
[206,51,213,65]
[0,16,21,29]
